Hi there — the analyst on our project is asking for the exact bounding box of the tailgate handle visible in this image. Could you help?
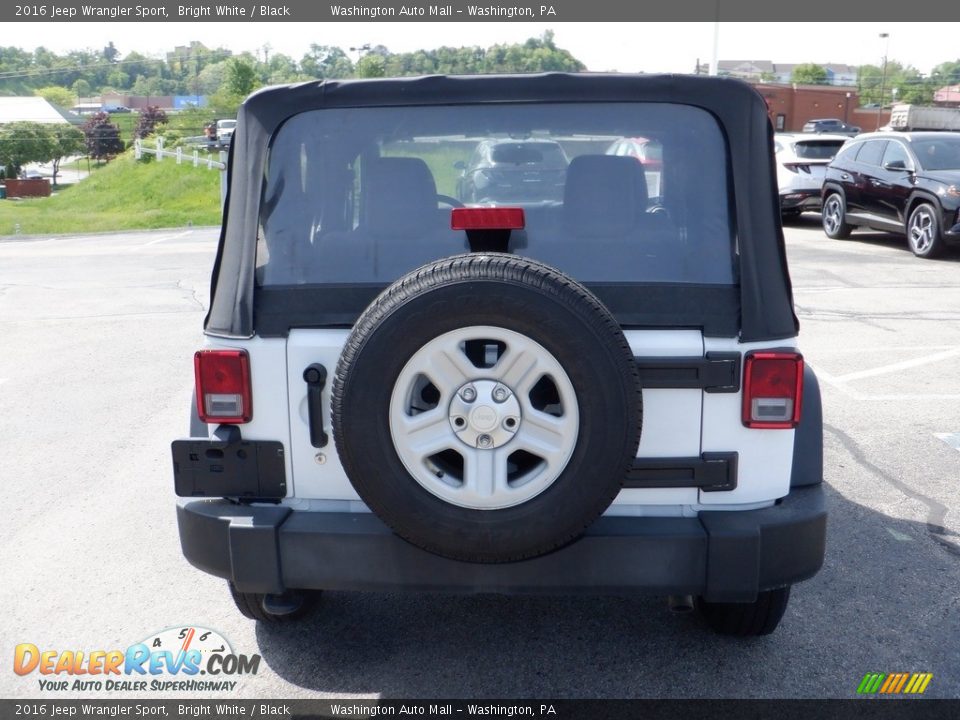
[303,364,329,448]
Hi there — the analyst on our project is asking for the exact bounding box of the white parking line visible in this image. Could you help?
[139,230,192,248]
[809,362,960,401]
[935,433,960,453]
[834,347,960,383]
[808,345,958,354]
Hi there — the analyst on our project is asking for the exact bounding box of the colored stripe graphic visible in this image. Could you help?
[857,673,885,694]
[907,673,933,694]
[857,672,932,695]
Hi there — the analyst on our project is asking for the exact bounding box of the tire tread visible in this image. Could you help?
[696,586,791,636]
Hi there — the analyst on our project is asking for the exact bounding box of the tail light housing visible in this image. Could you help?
[194,350,252,424]
[742,351,803,429]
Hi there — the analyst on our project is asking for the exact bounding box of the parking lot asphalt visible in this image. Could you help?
[0,221,958,699]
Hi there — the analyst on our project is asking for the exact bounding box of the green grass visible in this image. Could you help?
[384,142,474,197]
[0,151,222,236]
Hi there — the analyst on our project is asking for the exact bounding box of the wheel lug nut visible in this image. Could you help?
[460,386,477,402]
[492,387,509,402]
[477,434,493,448]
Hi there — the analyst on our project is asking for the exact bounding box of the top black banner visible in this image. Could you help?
[4,0,960,22]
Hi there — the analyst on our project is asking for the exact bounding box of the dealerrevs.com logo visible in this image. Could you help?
[13,626,261,692]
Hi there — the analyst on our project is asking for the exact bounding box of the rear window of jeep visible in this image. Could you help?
[256,102,737,286]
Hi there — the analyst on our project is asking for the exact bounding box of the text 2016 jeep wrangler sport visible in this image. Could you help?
[173,74,826,636]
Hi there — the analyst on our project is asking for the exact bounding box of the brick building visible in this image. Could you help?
[756,84,890,132]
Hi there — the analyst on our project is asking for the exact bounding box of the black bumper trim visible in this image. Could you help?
[177,484,825,602]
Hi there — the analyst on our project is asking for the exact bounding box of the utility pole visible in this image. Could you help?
[710,22,719,76]
[877,32,890,131]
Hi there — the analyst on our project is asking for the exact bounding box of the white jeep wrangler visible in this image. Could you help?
[173,73,826,636]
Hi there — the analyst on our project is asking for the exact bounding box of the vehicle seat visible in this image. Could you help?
[532,155,681,281]
[299,157,465,283]
[361,157,464,277]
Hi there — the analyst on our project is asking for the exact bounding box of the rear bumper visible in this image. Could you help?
[177,484,826,602]
[780,189,822,212]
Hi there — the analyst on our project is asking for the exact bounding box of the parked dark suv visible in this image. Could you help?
[457,138,569,205]
[821,131,960,257]
[802,118,860,136]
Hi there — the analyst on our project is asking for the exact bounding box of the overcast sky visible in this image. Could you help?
[13,22,960,75]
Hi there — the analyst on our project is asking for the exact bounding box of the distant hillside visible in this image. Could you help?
[0,151,221,235]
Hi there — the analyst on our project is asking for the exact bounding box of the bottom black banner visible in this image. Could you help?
[1,699,957,720]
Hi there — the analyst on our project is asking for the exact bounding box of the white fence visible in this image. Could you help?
[134,137,228,207]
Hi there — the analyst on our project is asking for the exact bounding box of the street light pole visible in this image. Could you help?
[877,32,890,130]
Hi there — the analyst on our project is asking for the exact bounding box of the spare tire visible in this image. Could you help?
[331,254,641,563]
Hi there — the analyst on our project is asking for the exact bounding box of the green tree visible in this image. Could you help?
[208,89,243,117]
[265,53,300,84]
[208,57,261,116]
[71,79,92,99]
[224,57,259,96]
[47,124,85,186]
[791,64,829,85]
[300,44,353,79]
[103,42,120,63]
[858,61,932,106]
[357,54,386,78]
[0,122,56,178]
[35,86,76,109]
[930,60,960,87]
[888,65,931,104]
[196,61,230,95]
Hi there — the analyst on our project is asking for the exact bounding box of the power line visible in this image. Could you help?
[0,49,235,82]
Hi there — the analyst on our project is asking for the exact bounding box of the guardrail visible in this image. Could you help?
[134,137,228,207]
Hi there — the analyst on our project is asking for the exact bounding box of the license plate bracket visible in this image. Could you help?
[172,437,286,499]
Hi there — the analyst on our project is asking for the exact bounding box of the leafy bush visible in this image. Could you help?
[134,105,169,140]
[82,112,124,161]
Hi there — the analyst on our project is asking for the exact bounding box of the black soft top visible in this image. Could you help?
[205,73,797,342]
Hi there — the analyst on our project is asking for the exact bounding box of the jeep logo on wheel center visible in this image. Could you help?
[172,73,826,636]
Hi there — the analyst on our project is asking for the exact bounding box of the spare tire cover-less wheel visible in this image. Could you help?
[331,254,642,563]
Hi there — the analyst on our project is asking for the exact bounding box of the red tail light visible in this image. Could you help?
[451,207,525,231]
[742,352,803,429]
[194,350,252,424]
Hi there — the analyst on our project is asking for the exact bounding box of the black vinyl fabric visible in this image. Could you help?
[204,73,798,342]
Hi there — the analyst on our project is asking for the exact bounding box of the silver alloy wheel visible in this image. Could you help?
[908,206,935,255]
[389,325,579,510]
[823,195,843,235]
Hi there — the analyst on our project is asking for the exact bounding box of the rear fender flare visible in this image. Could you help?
[790,364,823,488]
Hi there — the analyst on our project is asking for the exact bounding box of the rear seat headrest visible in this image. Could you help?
[564,155,648,237]
[364,157,439,235]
